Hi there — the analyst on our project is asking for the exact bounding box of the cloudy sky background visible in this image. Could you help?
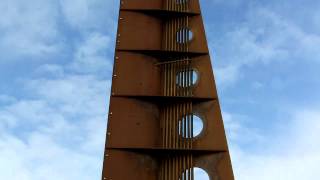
[1,0,320,179]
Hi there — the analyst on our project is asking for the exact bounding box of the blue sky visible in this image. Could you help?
[0,0,320,179]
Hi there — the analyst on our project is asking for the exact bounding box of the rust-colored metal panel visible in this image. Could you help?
[117,11,209,53]
[106,97,228,151]
[103,150,233,180]
[103,149,159,180]
[102,0,234,179]
[112,52,217,98]
[117,11,163,51]
[195,152,234,180]
[120,0,201,14]
[112,51,162,96]
[106,97,161,148]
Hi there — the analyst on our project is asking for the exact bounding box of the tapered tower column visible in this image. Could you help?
[101,0,234,179]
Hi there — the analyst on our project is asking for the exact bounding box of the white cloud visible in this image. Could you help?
[0,74,110,179]
[214,64,241,88]
[59,0,117,31]
[0,0,114,179]
[0,0,62,60]
[0,94,16,104]
[0,132,102,180]
[35,64,65,78]
[211,7,320,88]
[70,33,113,74]
[227,108,320,180]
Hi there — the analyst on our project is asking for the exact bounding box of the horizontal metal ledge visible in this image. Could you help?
[110,95,216,103]
[120,9,200,17]
[115,49,209,58]
[105,147,228,155]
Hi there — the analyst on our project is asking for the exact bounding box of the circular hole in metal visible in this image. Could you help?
[179,167,210,180]
[194,167,210,180]
[178,115,204,138]
[176,28,193,44]
[176,70,198,87]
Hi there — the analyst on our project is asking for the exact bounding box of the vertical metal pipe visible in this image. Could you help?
[172,105,175,149]
[175,103,179,148]
[165,20,168,51]
[184,58,187,97]
[165,106,168,148]
[175,156,179,180]
[186,103,190,149]
[162,108,165,148]
[168,105,171,149]
[168,157,171,180]
[191,155,194,180]
[168,63,171,96]
[175,18,178,52]
[188,155,191,180]
[179,103,183,148]
[183,18,187,52]
[168,19,171,51]
[169,155,172,180]
[179,61,182,96]
[164,64,167,96]
[172,104,176,149]
[190,103,193,149]
[173,62,176,97]
[189,59,192,96]
[186,60,190,97]
[180,18,183,51]
[165,158,168,180]
[170,20,174,52]
[187,16,189,52]
[177,18,180,52]
[178,155,181,180]
[171,62,174,96]
[183,103,187,149]
[171,105,174,149]
[159,159,162,180]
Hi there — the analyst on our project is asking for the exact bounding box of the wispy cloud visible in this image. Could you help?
[70,33,113,74]
[0,0,62,60]
[0,0,116,179]
[228,107,320,179]
[210,7,320,88]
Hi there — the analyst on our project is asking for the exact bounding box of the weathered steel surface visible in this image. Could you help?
[102,0,234,179]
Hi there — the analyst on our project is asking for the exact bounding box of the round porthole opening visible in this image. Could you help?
[176,69,199,87]
[179,167,210,180]
[178,114,204,138]
[194,167,210,180]
[176,28,193,44]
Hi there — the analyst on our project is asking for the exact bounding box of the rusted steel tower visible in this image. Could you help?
[102,0,234,179]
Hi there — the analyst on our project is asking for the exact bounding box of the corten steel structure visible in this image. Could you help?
[102,0,234,179]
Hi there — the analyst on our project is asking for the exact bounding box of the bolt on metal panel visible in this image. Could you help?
[102,0,235,179]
